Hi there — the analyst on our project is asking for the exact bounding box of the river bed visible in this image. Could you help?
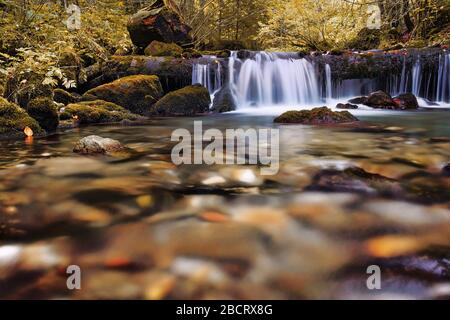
[0,110,449,299]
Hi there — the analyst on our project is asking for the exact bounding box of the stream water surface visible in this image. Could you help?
[0,110,449,299]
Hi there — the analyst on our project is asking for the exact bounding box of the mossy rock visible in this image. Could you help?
[144,40,183,57]
[82,75,164,114]
[211,85,236,113]
[364,90,397,108]
[27,97,59,132]
[150,84,210,116]
[4,71,53,108]
[274,107,358,124]
[53,88,80,105]
[0,97,43,139]
[60,100,139,124]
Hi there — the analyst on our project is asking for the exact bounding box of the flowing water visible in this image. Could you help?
[0,110,449,299]
[192,50,450,109]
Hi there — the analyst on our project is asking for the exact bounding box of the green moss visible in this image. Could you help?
[274,107,358,124]
[83,75,163,114]
[4,71,53,108]
[0,97,43,138]
[144,40,183,57]
[60,100,139,124]
[150,84,211,116]
[53,88,80,105]
[27,97,59,132]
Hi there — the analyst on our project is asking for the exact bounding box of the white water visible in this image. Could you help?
[192,51,450,111]
[325,64,332,102]
[228,51,320,108]
[191,57,222,95]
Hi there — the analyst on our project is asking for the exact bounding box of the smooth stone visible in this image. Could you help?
[73,135,125,154]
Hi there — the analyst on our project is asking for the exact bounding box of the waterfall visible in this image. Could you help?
[411,57,422,96]
[228,51,320,108]
[192,57,222,95]
[436,53,450,102]
[325,64,332,102]
[192,50,450,110]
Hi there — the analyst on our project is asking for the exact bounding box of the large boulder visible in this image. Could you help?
[127,0,192,49]
[144,40,183,57]
[393,93,419,110]
[83,56,193,93]
[82,75,163,114]
[0,97,43,139]
[336,103,358,110]
[149,84,210,116]
[274,107,358,124]
[364,90,397,108]
[26,97,59,132]
[211,84,237,113]
[60,100,139,124]
[53,88,81,105]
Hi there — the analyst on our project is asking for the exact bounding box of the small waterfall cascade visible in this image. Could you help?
[325,64,332,102]
[191,56,222,94]
[436,53,450,102]
[228,51,320,108]
[411,57,422,96]
[192,50,450,109]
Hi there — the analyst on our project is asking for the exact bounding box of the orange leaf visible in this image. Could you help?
[23,126,33,137]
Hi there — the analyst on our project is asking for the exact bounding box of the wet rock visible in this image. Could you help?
[82,75,163,114]
[26,97,59,132]
[73,135,125,154]
[442,164,450,176]
[237,50,252,60]
[211,84,237,113]
[393,93,419,110]
[149,84,210,116]
[0,97,43,139]
[336,103,358,109]
[85,55,193,93]
[274,107,358,124]
[127,0,191,49]
[144,40,183,57]
[307,166,403,196]
[60,100,139,124]
[364,90,397,108]
[348,96,368,104]
[53,88,80,105]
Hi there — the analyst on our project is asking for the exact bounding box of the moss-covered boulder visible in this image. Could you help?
[336,103,358,109]
[60,100,139,124]
[393,93,419,110]
[4,71,53,108]
[364,90,397,108]
[348,96,368,104]
[83,55,193,93]
[211,85,236,113]
[53,88,81,105]
[150,84,210,116]
[82,75,163,114]
[144,40,183,57]
[274,107,358,124]
[27,97,59,132]
[0,97,43,139]
[127,0,192,49]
